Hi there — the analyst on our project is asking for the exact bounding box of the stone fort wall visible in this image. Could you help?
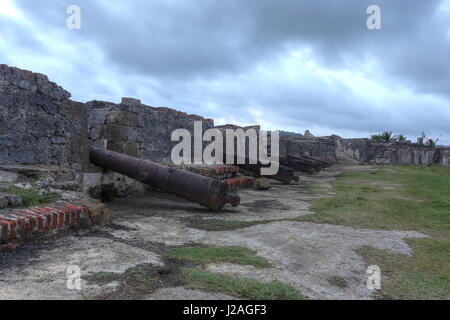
[280,135,449,166]
[1,64,448,192]
[0,64,214,197]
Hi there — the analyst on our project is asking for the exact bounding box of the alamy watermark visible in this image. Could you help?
[366,265,381,290]
[367,5,381,30]
[66,5,380,31]
[66,5,81,30]
[66,265,81,291]
[171,122,279,175]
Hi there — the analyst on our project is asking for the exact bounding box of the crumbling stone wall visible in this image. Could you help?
[337,138,438,165]
[280,135,450,166]
[0,64,216,200]
[0,64,448,202]
[439,149,450,166]
[280,135,339,161]
[0,64,89,170]
[83,97,215,198]
[86,98,214,161]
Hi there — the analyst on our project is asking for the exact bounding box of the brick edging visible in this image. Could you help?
[226,177,254,192]
[0,203,90,249]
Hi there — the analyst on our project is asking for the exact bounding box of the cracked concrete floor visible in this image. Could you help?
[0,164,426,300]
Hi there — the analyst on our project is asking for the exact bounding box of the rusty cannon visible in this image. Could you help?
[89,147,240,210]
[222,153,299,184]
[237,162,299,184]
[279,155,332,174]
[288,154,332,169]
[280,156,319,174]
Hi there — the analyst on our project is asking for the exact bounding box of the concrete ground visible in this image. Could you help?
[0,164,426,300]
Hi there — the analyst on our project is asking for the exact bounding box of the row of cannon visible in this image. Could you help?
[89,147,332,211]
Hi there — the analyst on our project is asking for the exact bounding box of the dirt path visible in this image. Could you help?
[0,164,426,300]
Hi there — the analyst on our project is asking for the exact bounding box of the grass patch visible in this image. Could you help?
[91,272,117,281]
[85,264,170,300]
[168,245,272,268]
[295,165,450,299]
[86,262,305,300]
[357,238,449,300]
[295,165,450,235]
[307,186,329,194]
[0,181,15,185]
[5,186,56,206]
[182,268,306,300]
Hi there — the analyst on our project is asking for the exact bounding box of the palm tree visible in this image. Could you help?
[397,134,407,142]
[380,131,395,142]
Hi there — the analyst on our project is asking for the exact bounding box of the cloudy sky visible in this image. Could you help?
[1,0,449,144]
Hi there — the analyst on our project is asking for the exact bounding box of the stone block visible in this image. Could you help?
[255,178,271,190]
[77,199,110,226]
[107,111,139,127]
[0,170,18,182]
[103,124,128,141]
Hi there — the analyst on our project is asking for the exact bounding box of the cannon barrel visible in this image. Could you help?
[279,156,319,174]
[287,155,332,168]
[278,155,333,174]
[222,153,299,184]
[89,147,240,210]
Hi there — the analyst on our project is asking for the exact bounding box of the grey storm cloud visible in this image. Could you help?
[13,1,449,83]
[4,0,450,143]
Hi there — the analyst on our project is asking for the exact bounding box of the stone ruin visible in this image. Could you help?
[0,64,449,206]
[1,64,450,248]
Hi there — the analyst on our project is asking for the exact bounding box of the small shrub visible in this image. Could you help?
[425,138,439,148]
[6,186,55,206]
[371,134,383,142]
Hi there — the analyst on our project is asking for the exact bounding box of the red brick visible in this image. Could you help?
[0,203,90,250]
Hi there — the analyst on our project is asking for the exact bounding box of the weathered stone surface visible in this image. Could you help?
[0,195,8,208]
[0,192,23,208]
[0,65,88,167]
[4,194,23,207]
[0,170,18,182]
[49,181,79,191]
[107,111,139,127]
[304,130,314,137]
[281,135,450,166]
[0,64,70,100]
[85,99,215,163]
[440,149,450,165]
[78,199,110,226]
[255,177,271,190]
